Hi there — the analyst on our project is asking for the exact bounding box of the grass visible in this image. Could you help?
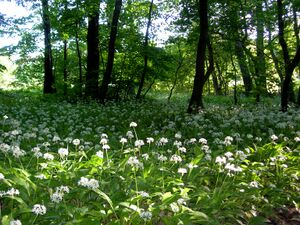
[0,91,299,224]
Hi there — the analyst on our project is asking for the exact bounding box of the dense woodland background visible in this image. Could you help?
[0,0,300,111]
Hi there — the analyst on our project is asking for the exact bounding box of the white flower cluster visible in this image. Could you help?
[140,211,152,221]
[10,219,22,225]
[32,204,47,215]
[5,188,20,197]
[170,154,182,163]
[58,148,69,158]
[127,156,144,169]
[78,177,99,190]
[50,185,70,203]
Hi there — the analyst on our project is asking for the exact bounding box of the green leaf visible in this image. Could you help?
[1,215,10,225]
[93,189,114,210]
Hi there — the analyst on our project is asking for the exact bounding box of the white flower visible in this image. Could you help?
[189,138,197,144]
[215,156,226,165]
[11,146,26,158]
[249,181,259,188]
[170,154,182,163]
[158,137,168,146]
[72,139,80,146]
[178,147,186,153]
[52,135,61,142]
[224,152,233,159]
[58,148,68,158]
[78,177,99,190]
[32,204,47,215]
[294,137,300,142]
[3,115,8,120]
[178,168,187,175]
[142,153,149,160]
[10,219,22,225]
[78,177,89,187]
[140,211,152,221]
[127,156,143,169]
[120,137,127,144]
[173,140,182,147]
[175,132,182,139]
[88,179,100,189]
[138,191,149,198]
[170,202,180,212]
[126,131,134,139]
[224,136,233,146]
[0,173,4,180]
[199,138,207,145]
[57,186,69,194]
[50,192,63,203]
[43,153,54,161]
[102,144,110,150]
[270,134,278,141]
[35,174,46,180]
[134,140,144,148]
[100,138,108,145]
[101,133,108,139]
[146,137,154,144]
[225,163,242,173]
[6,188,20,196]
[201,145,210,153]
[157,154,167,162]
[130,122,137,128]
[177,198,187,205]
[96,150,104,158]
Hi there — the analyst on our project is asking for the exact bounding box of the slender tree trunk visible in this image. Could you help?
[99,0,122,102]
[188,0,210,113]
[168,44,183,102]
[136,0,154,99]
[277,0,300,111]
[255,0,267,97]
[168,59,183,102]
[63,39,68,95]
[41,0,55,94]
[231,54,238,105]
[75,24,83,96]
[86,0,101,99]
[235,40,252,96]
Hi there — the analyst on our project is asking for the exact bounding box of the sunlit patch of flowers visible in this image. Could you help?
[0,93,299,224]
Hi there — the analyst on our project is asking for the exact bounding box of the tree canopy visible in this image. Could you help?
[0,0,299,111]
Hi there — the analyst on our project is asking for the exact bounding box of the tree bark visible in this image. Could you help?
[136,0,154,99]
[235,40,252,96]
[41,0,55,94]
[86,0,101,99]
[63,39,68,95]
[277,0,300,111]
[255,0,267,97]
[187,0,210,113]
[99,0,122,102]
[75,22,83,96]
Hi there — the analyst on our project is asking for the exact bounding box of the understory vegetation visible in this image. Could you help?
[0,92,299,224]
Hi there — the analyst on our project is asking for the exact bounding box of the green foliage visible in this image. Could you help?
[0,92,299,224]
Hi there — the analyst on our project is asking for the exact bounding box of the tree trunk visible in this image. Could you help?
[63,39,68,95]
[136,0,154,99]
[75,23,83,96]
[187,0,210,113]
[255,0,267,97]
[168,44,183,102]
[41,0,55,94]
[99,0,122,102]
[235,40,252,96]
[277,0,300,111]
[86,0,101,99]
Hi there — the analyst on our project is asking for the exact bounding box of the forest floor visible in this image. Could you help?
[0,90,299,225]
